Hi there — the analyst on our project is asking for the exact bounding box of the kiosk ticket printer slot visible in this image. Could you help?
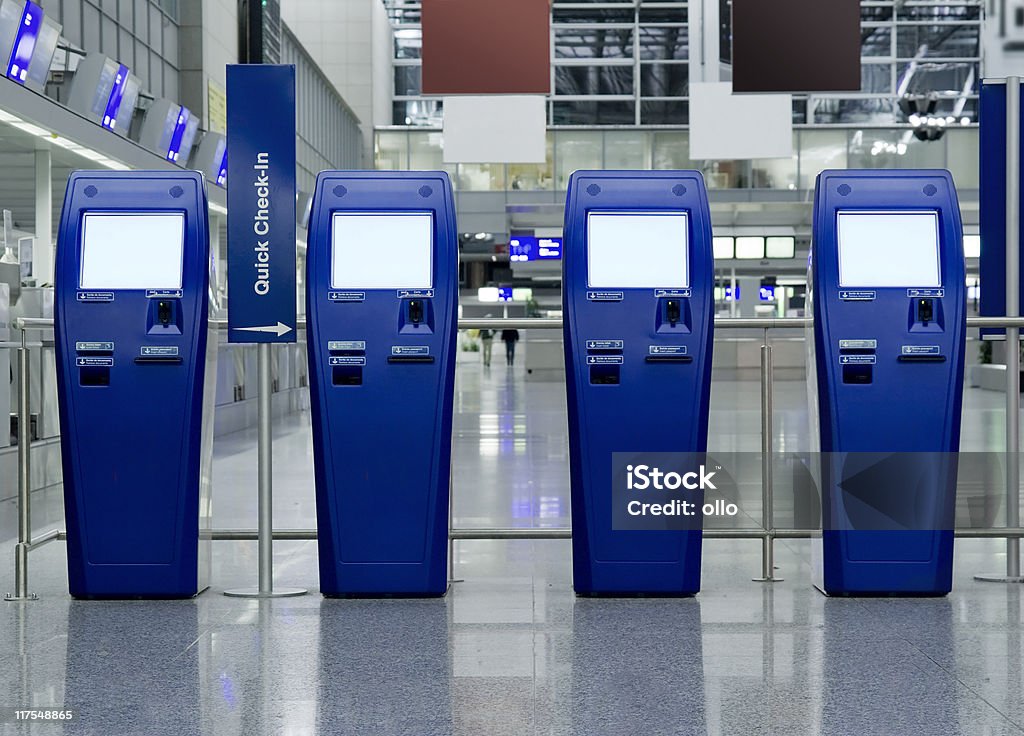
[307,171,457,596]
[563,171,715,595]
[55,171,214,598]
[810,169,965,596]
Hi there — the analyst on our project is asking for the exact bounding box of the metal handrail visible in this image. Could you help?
[18,315,1024,331]
[8,313,1024,599]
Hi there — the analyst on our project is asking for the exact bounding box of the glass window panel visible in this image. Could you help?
[458,164,507,191]
[556,131,603,188]
[752,141,798,189]
[638,26,688,60]
[552,100,635,125]
[394,65,421,96]
[703,162,747,189]
[508,134,554,190]
[798,130,848,189]
[847,130,946,170]
[653,132,693,169]
[375,131,409,169]
[812,97,896,124]
[946,127,979,189]
[552,7,634,23]
[861,62,894,95]
[555,65,634,96]
[861,5,894,22]
[409,131,443,169]
[897,24,980,58]
[394,28,422,59]
[641,99,688,125]
[554,27,633,58]
[897,4,980,21]
[861,26,892,57]
[392,99,443,126]
[640,62,689,97]
[639,8,688,24]
[604,131,651,169]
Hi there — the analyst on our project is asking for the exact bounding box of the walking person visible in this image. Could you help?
[480,316,494,368]
[501,328,520,366]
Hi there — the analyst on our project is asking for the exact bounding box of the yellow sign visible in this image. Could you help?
[208,79,227,134]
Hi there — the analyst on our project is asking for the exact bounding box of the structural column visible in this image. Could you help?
[33,148,52,285]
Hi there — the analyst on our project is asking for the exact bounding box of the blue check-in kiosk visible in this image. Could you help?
[55,170,214,598]
[307,171,457,596]
[563,171,714,595]
[810,169,965,596]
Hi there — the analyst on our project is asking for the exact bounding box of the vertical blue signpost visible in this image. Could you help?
[978,77,1024,584]
[224,64,305,598]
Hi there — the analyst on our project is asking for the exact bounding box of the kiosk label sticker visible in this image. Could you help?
[587,291,624,302]
[76,342,113,352]
[650,345,688,355]
[839,339,877,349]
[328,341,366,351]
[902,345,941,355]
[839,355,876,365]
[397,289,434,299]
[839,290,876,301]
[654,288,692,298]
[328,291,365,302]
[77,292,114,302]
[392,346,430,356]
[908,288,944,298]
[140,346,179,357]
[146,289,183,299]
[329,356,366,366]
[76,357,113,367]
[587,340,624,350]
[587,355,624,365]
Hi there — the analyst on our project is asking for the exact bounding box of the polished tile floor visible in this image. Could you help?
[1,359,1023,735]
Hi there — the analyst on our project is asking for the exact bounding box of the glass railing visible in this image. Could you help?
[374,126,980,193]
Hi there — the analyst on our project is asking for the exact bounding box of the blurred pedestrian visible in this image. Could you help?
[501,328,520,366]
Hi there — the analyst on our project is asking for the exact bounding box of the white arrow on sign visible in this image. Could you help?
[233,322,293,337]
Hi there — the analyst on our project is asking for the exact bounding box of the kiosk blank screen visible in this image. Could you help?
[331,212,433,289]
[587,212,689,288]
[79,212,185,289]
[838,212,941,287]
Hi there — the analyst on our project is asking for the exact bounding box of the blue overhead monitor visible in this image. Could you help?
[6,0,40,84]
[510,234,562,261]
[100,64,130,131]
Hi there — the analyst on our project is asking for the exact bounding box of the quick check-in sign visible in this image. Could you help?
[227,64,297,344]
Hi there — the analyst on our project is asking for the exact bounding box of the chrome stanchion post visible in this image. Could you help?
[225,343,306,598]
[6,328,38,601]
[754,329,783,582]
[978,76,1024,583]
